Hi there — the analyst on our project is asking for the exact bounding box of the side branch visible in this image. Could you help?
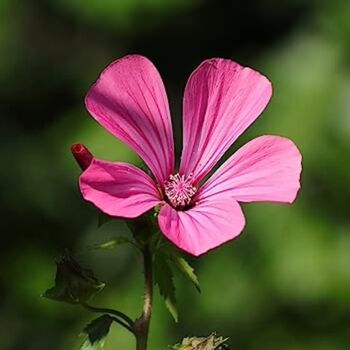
[82,302,134,332]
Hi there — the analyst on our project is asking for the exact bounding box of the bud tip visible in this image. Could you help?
[71,143,93,171]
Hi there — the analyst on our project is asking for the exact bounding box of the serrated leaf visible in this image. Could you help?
[154,253,178,322]
[43,252,105,304]
[162,246,200,293]
[164,294,178,323]
[83,315,113,344]
[174,256,200,293]
[80,315,113,350]
[91,236,134,250]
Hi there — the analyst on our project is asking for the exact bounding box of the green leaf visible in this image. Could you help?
[97,212,113,227]
[43,252,105,304]
[91,236,135,250]
[125,214,155,244]
[80,315,113,350]
[154,253,178,322]
[162,246,201,293]
[173,256,200,293]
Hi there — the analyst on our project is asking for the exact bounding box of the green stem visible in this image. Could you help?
[134,243,153,350]
[82,302,134,332]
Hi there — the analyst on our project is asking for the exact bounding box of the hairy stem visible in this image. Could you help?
[134,243,153,350]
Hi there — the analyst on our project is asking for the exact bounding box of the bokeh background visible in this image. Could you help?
[1,0,350,349]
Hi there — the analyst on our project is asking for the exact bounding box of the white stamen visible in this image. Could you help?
[164,173,197,208]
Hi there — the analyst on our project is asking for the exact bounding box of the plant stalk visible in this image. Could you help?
[134,243,153,350]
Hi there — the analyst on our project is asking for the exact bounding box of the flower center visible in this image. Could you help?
[164,173,197,208]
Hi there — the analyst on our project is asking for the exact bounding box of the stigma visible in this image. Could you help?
[164,173,197,208]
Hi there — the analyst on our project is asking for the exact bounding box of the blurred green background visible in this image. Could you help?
[1,0,350,349]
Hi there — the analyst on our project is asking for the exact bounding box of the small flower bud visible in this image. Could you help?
[71,143,93,170]
[170,333,229,350]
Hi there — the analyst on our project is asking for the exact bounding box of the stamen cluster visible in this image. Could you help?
[164,173,197,208]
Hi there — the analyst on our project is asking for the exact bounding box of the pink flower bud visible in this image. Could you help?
[71,143,93,171]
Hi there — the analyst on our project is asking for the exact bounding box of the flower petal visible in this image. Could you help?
[85,55,175,184]
[198,135,302,203]
[180,58,272,183]
[158,199,245,256]
[79,159,162,218]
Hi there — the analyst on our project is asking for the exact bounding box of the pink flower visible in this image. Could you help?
[77,55,302,256]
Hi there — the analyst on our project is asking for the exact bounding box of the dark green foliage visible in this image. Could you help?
[91,237,136,250]
[154,252,178,322]
[97,212,113,228]
[43,252,105,304]
[80,315,113,350]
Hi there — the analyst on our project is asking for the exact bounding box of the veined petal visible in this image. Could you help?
[158,199,245,256]
[180,58,272,183]
[198,135,302,203]
[85,55,175,184]
[80,159,162,218]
